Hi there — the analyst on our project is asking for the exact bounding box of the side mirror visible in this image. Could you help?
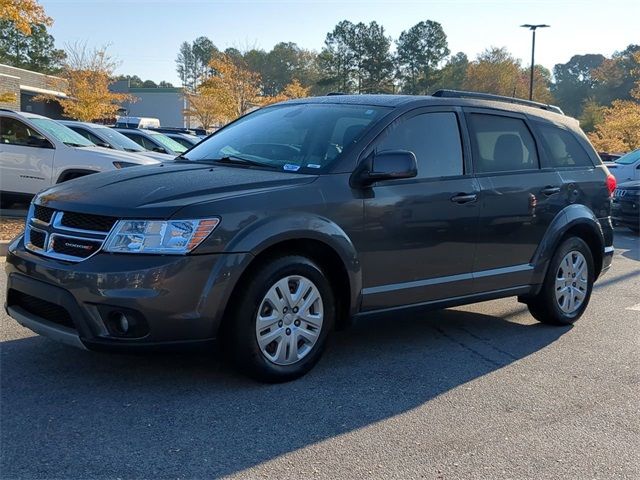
[27,136,52,149]
[152,146,167,154]
[351,150,417,187]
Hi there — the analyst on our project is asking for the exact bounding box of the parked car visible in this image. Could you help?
[5,91,615,382]
[114,128,187,156]
[114,116,160,129]
[598,152,622,163]
[0,109,159,206]
[605,148,640,183]
[162,132,201,149]
[60,120,174,162]
[612,180,640,233]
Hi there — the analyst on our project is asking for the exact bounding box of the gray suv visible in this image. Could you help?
[5,91,616,382]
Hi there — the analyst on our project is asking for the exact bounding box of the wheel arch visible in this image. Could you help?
[531,204,605,288]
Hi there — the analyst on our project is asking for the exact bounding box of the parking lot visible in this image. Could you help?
[0,230,638,479]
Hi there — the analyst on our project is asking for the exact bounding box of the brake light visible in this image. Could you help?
[606,174,617,197]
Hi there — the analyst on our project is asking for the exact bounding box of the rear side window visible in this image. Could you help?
[71,127,103,146]
[121,132,145,148]
[376,112,464,178]
[537,124,594,168]
[467,114,539,173]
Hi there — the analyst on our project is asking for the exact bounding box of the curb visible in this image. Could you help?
[0,241,9,256]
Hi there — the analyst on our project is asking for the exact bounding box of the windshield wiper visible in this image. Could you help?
[64,142,90,147]
[200,155,275,168]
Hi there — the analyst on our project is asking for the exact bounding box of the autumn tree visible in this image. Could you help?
[195,53,262,123]
[588,52,640,151]
[37,43,134,122]
[0,0,51,35]
[261,79,311,106]
[430,52,469,91]
[552,54,605,117]
[463,47,553,103]
[396,20,450,94]
[184,87,221,129]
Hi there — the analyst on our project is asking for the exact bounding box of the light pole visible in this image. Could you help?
[521,24,549,100]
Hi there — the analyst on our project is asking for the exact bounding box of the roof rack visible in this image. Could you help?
[326,92,346,96]
[431,89,564,115]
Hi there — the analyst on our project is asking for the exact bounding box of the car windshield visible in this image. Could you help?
[147,131,188,153]
[94,126,146,152]
[615,149,640,165]
[182,103,390,172]
[30,118,94,147]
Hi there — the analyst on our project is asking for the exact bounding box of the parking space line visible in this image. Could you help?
[626,303,640,311]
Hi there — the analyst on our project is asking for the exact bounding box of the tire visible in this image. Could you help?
[227,255,335,382]
[527,236,594,325]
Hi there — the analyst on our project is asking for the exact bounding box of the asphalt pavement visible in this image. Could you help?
[1,230,638,479]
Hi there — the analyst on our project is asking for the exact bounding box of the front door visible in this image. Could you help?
[360,108,480,311]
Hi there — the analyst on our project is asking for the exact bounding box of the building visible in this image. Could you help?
[110,80,186,128]
[0,64,67,118]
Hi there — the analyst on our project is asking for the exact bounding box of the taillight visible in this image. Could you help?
[606,174,617,197]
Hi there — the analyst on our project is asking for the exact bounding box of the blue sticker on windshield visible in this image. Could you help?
[283,164,300,172]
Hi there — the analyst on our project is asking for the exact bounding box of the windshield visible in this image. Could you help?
[94,126,146,152]
[183,103,390,172]
[615,149,640,165]
[31,118,94,147]
[147,131,188,153]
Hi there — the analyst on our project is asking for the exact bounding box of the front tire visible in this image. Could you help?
[527,236,594,325]
[228,255,335,382]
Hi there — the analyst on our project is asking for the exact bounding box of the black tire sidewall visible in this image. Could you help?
[230,255,335,382]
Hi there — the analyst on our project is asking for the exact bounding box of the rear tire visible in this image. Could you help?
[527,236,594,325]
[227,255,335,382]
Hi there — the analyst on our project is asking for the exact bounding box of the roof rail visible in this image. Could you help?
[326,92,346,96]
[0,107,17,113]
[431,89,564,115]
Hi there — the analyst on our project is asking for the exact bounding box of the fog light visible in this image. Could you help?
[116,313,129,334]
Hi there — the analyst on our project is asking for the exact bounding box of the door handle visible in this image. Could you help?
[450,193,477,204]
[541,185,561,195]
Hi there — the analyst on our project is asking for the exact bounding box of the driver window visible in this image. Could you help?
[0,117,46,147]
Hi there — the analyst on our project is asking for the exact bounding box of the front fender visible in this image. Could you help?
[530,204,605,286]
[224,213,362,315]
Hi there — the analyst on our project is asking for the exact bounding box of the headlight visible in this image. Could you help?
[103,218,220,254]
[112,161,140,169]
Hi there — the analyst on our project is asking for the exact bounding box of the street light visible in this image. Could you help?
[521,24,550,101]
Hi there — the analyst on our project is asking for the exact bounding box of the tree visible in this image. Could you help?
[0,20,66,73]
[261,79,311,105]
[184,87,221,129]
[579,98,606,133]
[318,20,394,94]
[176,41,196,91]
[588,52,640,151]
[0,0,51,35]
[463,47,553,103]
[430,52,469,91]
[197,52,262,122]
[591,44,640,105]
[36,43,134,122]
[396,20,450,94]
[552,54,606,117]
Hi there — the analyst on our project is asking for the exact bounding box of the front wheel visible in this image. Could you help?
[227,255,335,382]
[527,236,594,325]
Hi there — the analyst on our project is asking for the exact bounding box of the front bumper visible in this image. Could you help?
[4,236,252,350]
[612,199,640,229]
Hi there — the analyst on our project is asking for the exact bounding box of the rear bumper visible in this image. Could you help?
[5,236,252,350]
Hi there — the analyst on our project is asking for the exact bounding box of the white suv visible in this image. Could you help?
[0,109,159,206]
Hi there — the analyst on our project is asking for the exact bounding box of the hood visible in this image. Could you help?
[78,146,160,165]
[617,180,640,191]
[137,150,176,162]
[35,162,317,218]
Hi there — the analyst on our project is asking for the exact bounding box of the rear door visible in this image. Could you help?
[0,116,55,196]
[360,107,481,310]
[464,109,564,292]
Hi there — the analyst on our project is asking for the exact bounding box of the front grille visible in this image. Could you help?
[60,212,118,232]
[34,205,55,224]
[51,235,102,258]
[29,229,46,249]
[7,289,75,329]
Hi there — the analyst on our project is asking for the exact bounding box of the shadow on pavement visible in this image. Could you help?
[1,308,568,478]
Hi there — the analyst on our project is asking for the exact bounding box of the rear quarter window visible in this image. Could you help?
[537,124,594,168]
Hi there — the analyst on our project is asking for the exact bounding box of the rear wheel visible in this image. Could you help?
[227,255,335,382]
[527,236,594,325]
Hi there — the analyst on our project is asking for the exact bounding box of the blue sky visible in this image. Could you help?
[41,0,639,85]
